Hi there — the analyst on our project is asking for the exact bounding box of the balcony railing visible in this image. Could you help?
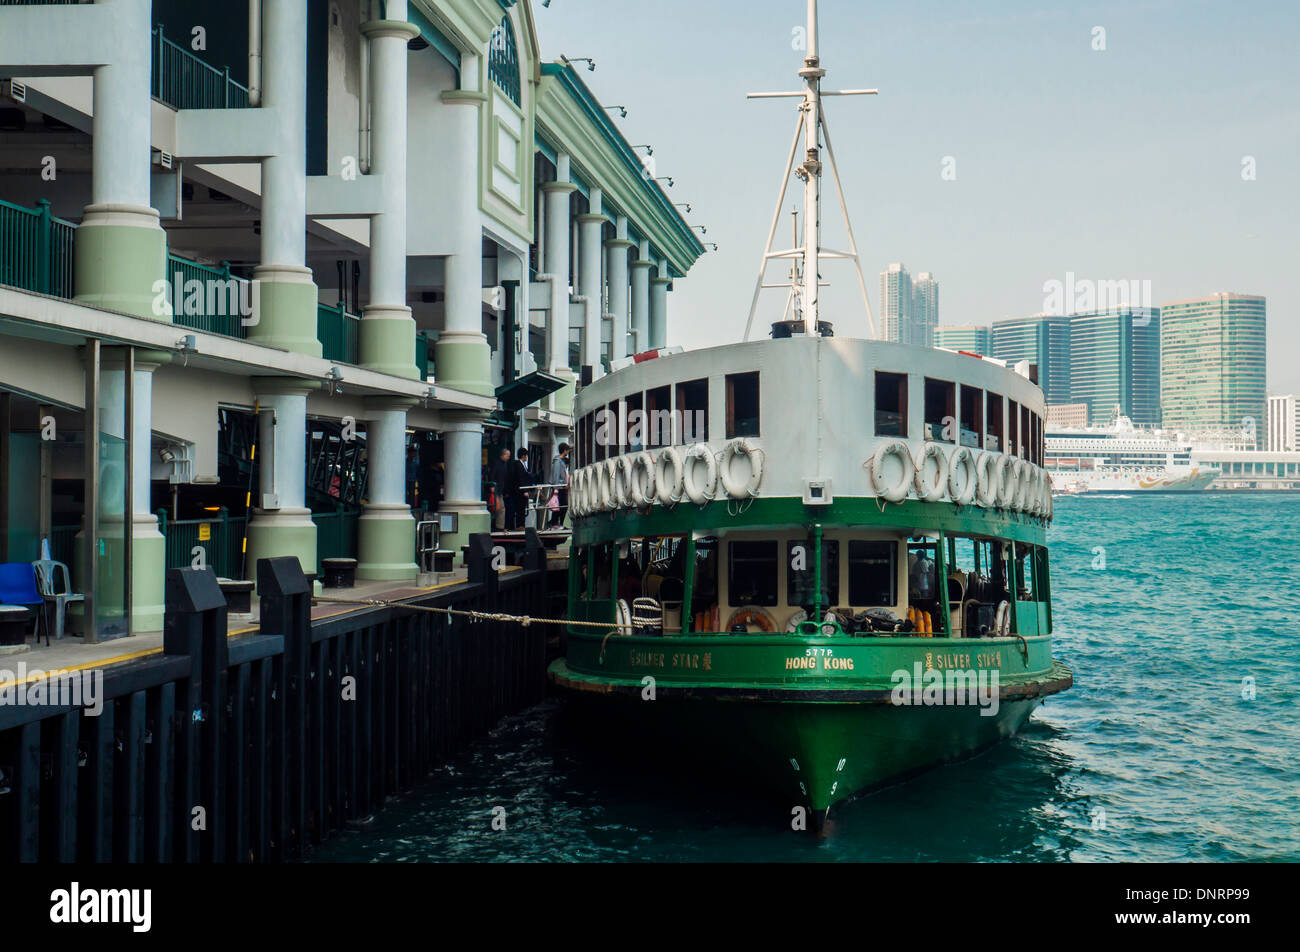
[152,24,250,110]
[167,253,250,339]
[416,330,431,382]
[0,198,75,297]
[317,301,361,364]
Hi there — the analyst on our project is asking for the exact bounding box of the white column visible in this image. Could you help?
[606,215,633,363]
[246,383,317,583]
[441,416,488,563]
[649,258,671,350]
[542,154,576,374]
[578,188,607,375]
[357,401,417,581]
[359,10,420,378]
[630,238,652,356]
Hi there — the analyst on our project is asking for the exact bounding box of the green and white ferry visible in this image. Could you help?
[547,0,1072,824]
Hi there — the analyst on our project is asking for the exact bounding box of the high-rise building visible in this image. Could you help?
[912,272,939,347]
[1046,403,1090,428]
[878,263,938,345]
[1160,294,1266,438]
[1267,394,1298,452]
[1068,308,1161,426]
[933,324,990,355]
[990,314,1070,404]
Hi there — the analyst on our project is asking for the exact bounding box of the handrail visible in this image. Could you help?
[152,23,251,110]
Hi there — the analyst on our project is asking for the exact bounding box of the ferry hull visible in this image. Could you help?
[550,658,1072,815]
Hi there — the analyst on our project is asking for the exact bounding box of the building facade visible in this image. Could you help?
[989,313,1070,406]
[932,324,990,355]
[878,263,938,346]
[1046,402,1089,428]
[1159,294,1266,441]
[1267,394,1298,452]
[0,0,703,640]
[1063,308,1160,427]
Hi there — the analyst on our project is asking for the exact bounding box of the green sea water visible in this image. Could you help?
[310,493,1300,862]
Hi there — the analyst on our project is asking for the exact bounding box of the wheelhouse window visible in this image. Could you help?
[727,540,779,607]
[986,393,1003,452]
[847,540,896,607]
[959,385,983,449]
[924,378,956,442]
[726,372,760,438]
[645,385,670,449]
[875,372,908,437]
[675,378,708,444]
[786,540,839,609]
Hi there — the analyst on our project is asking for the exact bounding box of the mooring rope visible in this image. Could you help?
[312,594,618,631]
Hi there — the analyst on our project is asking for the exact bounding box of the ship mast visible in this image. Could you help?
[744,0,878,340]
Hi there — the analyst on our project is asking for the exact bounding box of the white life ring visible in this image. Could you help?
[947,447,978,506]
[913,442,950,502]
[1047,486,1055,521]
[1011,459,1030,512]
[719,439,765,499]
[975,451,999,508]
[594,459,612,512]
[616,598,633,636]
[995,455,1017,508]
[994,600,1012,637]
[683,443,719,506]
[616,455,636,509]
[571,468,586,517]
[629,451,657,507]
[655,446,685,507]
[869,440,915,503]
[1032,470,1048,516]
[605,458,622,510]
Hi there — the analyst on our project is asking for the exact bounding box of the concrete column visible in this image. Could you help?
[541,153,577,415]
[649,258,671,351]
[357,401,417,581]
[440,415,490,564]
[245,0,320,357]
[246,382,318,582]
[630,238,653,356]
[74,0,168,321]
[435,66,492,398]
[96,352,166,633]
[359,12,421,379]
[606,216,633,363]
[577,188,607,375]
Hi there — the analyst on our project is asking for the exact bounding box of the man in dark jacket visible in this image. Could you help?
[508,449,535,530]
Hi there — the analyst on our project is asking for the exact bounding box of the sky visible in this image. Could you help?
[534,0,1300,394]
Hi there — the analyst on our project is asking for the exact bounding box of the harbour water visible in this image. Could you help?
[311,494,1300,862]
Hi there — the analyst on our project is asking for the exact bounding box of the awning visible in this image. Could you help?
[496,370,567,413]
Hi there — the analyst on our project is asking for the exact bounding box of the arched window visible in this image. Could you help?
[489,14,521,107]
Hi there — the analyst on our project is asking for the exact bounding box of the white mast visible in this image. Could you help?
[743,0,878,341]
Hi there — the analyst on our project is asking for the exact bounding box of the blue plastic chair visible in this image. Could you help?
[0,563,46,645]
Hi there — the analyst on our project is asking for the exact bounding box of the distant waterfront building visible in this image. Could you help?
[1160,294,1267,440]
[1047,403,1090,428]
[1068,308,1161,427]
[933,324,990,355]
[878,263,938,346]
[990,314,1070,404]
[1268,394,1298,452]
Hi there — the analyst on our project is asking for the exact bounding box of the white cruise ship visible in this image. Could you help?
[1046,417,1220,494]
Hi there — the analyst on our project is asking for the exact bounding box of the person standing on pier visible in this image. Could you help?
[490,448,512,531]
[550,443,570,528]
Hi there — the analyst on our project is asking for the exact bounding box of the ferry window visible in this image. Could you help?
[675,378,709,444]
[847,541,896,606]
[786,540,839,609]
[593,406,609,462]
[626,392,644,452]
[1008,400,1019,457]
[875,372,908,437]
[986,393,1003,452]
[959,385,983,449]
[646,385,670,449]
[592,544,614,601]
[924,378,955,442]
[1030,413,1041,465]
[727,540,779,607]
[726,372,761,438]
[1020,405,1031,459]
[1014,543,1035,601]
[607,401,623,456]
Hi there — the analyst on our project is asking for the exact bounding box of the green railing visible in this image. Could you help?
[152,24,250,110]
[416,330,431,381]
[156,509,247,579]
[313,507,360,563]
[0,198,76,297]
[317,301,361,364]
[167,253,250,338]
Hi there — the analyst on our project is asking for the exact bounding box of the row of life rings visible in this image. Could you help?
[867,440,1053,517]
[570,439,766,515]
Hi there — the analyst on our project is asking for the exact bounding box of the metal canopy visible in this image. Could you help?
[496,369,566,413]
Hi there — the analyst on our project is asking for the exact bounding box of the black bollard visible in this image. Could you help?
[522,527,546,572]
[466,533,498,600]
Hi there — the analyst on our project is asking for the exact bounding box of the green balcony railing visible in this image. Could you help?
[317,301,361,364]
[416,330,431,382]
[167,253,251,339]
[313,506,360,564]
[152,24,251,110]
[0,198,76,297]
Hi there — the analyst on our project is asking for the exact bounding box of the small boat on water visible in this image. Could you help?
[1046,412,1220,494]
[548,0,1072,825]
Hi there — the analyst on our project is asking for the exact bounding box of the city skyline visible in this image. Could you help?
[534,0,1300,392]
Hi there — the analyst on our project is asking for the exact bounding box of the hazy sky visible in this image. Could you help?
[534,0,1300,393]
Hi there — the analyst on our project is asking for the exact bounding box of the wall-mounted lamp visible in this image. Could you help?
[692,225,708,235]
[632,145,654,155]
[562,55,596,72]
[605,105,627,118]
[175,334,197,367]
[705,243,719,252]
[324,366,344,396]
[675,202,692,213]
[656,176,674,188]
[423,386,436,409]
